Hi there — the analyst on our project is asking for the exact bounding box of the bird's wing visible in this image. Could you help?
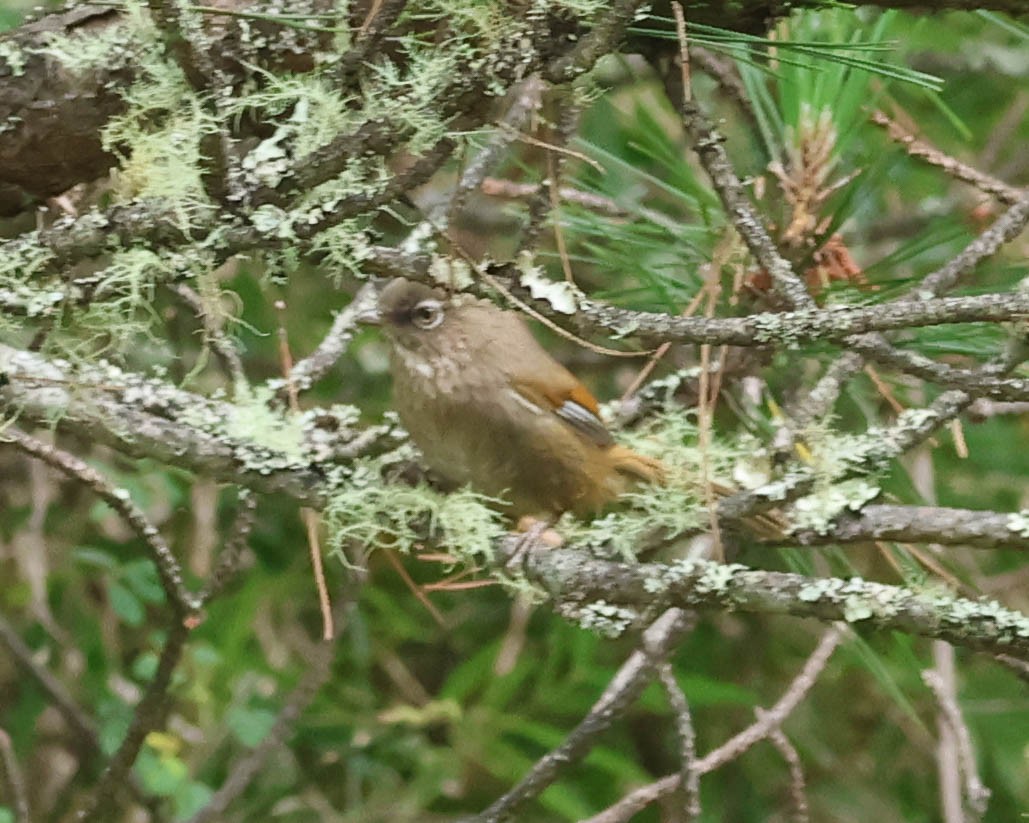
[468,300,616,448]
[509,373,615,448]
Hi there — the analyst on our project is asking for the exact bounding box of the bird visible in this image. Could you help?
[364,278,665,521]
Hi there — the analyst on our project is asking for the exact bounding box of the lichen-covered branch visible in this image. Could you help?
[780,504,1029,551]
[849,335,1029,401]
[871,111,1024,206]
[368,249,1029,347]
[0,343,354,505]
[512,548,1029,659]
[681,98,816,310]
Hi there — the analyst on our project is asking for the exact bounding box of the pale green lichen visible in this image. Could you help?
[0,40,27,76]
[798,578,841,602]
[222,384,307,465]
[842,594,874,622]
[787,479,881,535]
[360,40,461,153]
[693,561,747,594]
[229,70,360,161]
[104,88,216,218]
[0,235,57,282]
[41,1,215,220]
[429,256,475,290]
[323,454,506,569]
[1005,510,1029,539]
[35,4,141,77]
[561,412,744,560]
[541,0,610,15]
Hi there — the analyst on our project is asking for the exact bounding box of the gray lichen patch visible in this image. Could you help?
[787,479,880,535]
[560,599,638,638]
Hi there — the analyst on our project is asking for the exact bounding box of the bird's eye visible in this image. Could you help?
[410,299,444,330]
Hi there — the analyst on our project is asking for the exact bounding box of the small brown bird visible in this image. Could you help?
[366,278,665,520]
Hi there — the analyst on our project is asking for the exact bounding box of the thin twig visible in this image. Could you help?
[697,626,845,772]
[0,612,100,755]
[3,428,197,615]
[441,77,544,226]
[932,643,964,823]
[465,609,694,823]
[657,662,701,820]
[992,654,1029,685]
[692,46,755,125]
[546,0,647,84]
[871,110,1024,206]
[481,178,627,217]
[172,282,246,386]
[923,666,991,821]
[276,301,334,640]
[196,490,256,604]
[0,727,30,823]
[968,399,1029,419]
[333,0,408,85]
[382,549,446,628]
[766,725,810,823]
[680,99,815,311]
[915,192,1029,297]
[186,637,338,823]
[583,626,845,823]
[75,619,191,822]
[671,3,692,103]
[281,283,378,394]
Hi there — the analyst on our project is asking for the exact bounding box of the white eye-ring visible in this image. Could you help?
[411,299,445,330]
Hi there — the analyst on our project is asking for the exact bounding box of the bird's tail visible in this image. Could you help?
[612,446,786,539]
[609,445,667,485]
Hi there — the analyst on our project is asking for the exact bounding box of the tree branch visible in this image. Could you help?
[779,504,1029,551]
[510,548,1029,659]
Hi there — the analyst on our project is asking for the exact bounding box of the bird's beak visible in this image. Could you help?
[354,306,382,326]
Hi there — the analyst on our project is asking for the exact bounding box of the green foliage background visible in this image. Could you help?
[0,2,1026,821]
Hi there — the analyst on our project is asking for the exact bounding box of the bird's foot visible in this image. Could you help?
[505,516,563,572]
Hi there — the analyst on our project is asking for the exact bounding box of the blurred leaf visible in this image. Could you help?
[108,580,145,627]
[73,546,120,570]
[173,782,215,821]
[122,559,166,604]
[136,746,188,796]
[133,650,159,681]
[97,698,133,756]
[227,704,278,747]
